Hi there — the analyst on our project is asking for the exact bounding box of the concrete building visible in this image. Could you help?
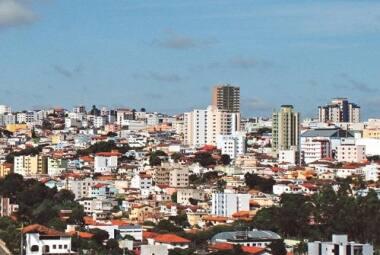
[47,157,68,176]
[272,105,300,155]
[0,196,18,217]
[216,132,246,159]
[212,84,240,113]
[169,167,189,188]
[363,163,380,182]
[318,98,360,123]
[94,152,119,173]
[211,193,250,217]
[22,224,75,255]
[308,234,373,255]
[0,105,11,114]
[301,138,331,164]
[177,188,206,205]
[141,245,168,255]
[67,178,96,200]
[14,155,48,176]
[301,128,354,163]
[184,105,240,147]
[278,148,298,164]
[336,144,366,163]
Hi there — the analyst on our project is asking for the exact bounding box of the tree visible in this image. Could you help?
[171,152,182,163]
[244,173,275,193]
[153,220,182,233]
[277,194,312,238]
[0,217,21,254]
[90,228,109,245]
[106,239,123,255]
[268,239,287,255]
[171,192,177,203]
[216,179,226,192]
[54,189,75,203]
[194,152,216,167]
[149,150,167,166]
[220,154,231,165]
[252,207,279,232]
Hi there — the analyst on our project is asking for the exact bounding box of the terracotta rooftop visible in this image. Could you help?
[153,233,190,243]
[22,224,69,237]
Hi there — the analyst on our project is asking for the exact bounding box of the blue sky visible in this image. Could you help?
[0,0,380,118]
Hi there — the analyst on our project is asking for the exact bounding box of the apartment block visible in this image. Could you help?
[184,105,240,147]
[212,84,240,113]
[318,98,360,123]
[272,105,300,155]
[14,155,48,176]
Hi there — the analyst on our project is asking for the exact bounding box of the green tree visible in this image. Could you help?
[90,228,109,245]
[220,154,231,165]
[171,192,177,203]
[244,173,275,193]
[149,150,167,166]
[268,239,287,255]
[194,152,216,167]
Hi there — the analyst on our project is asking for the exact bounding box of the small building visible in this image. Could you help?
[22,224,76,255]
[211,229,281,248]
[308,234,373,255]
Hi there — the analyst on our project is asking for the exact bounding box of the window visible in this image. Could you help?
[31,245,39,252]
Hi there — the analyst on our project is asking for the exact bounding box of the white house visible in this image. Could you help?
[22,224,74,255]
[94,152,120,173]
[362,163,380,182]
[147,233,190,250]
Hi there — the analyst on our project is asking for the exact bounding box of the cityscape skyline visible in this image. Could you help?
[1,1,380,118]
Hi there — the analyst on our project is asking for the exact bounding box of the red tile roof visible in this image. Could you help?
[153,234,190,243]
[22,224,69,237]
[209,243,265,255]
[96,152,121,157]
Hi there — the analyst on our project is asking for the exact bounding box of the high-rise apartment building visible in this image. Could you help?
[211,193,250,217]
[183,105,240,147]
[14,155,48,176]
[272,105,300,155]
[212,84,240,113]
[318,98,360,123]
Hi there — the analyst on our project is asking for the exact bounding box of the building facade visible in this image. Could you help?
[318,98,360,123]
[212,84,240,113]
[183,105,240,147]
[272,105,300,155]
[211,193,250,217]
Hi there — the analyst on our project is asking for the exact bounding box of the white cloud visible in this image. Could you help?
[0,0,36,28]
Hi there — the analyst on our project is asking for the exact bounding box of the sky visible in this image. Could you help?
[0,0,380,119]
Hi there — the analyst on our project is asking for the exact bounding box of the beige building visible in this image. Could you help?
[169,167,189,188]
[177,188,206,205]
[336,144,366,163]
[363,128,380,139]
[14,155,48,176]
[0,163,12,178]
[272,105,300,155]
[318,98,360,123]
[153,167,171,186]
[183,105,240,147]
[212,84,240,113]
